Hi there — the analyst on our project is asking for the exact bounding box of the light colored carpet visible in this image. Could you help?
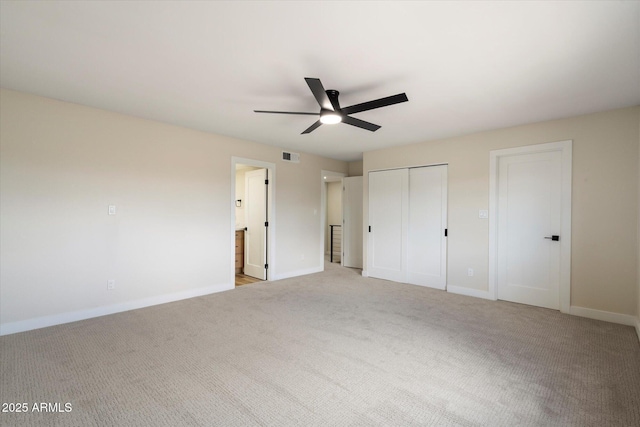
[1,261,639,426]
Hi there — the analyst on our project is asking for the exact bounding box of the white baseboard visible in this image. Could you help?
[272,266,323,281]
[361,270,368,277]
[569,306,637,327]
[0,282,233,336]
[409,282,446,291]
[447,285,494,300]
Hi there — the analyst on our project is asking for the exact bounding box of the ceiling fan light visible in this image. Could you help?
[320,112,342,125]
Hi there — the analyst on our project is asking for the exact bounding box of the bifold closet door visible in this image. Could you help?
[368,169,408,282]
[368,165,447,288]
[407,165,447,289]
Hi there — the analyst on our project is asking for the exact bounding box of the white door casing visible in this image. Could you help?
[489,140,572,312]
[244,168,267,280]
[407,165,448,289]
[343,176,363,268]
[368,169,408,282]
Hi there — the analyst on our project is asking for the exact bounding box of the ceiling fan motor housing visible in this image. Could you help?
[326,89,340,110]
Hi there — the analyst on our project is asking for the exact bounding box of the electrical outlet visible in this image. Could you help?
[107,279,115,290]
[108,205,116,215]
[467,268,474,277]
[479,210,488,219]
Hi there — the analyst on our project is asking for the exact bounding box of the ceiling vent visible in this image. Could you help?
[282,151,300,163]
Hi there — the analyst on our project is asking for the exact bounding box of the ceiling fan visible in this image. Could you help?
[254,78,408,134]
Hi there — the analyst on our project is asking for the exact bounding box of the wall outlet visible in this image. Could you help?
[107,279,115,290]
[479,210,488,219]
[467,268,474,277]
[108,205,116,215]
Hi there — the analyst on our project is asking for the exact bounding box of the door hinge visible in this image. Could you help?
[265,221,269,227]
[369,226,371,232]
[265,263,268,269]
[265,179,269,185]
[444,228,448,237]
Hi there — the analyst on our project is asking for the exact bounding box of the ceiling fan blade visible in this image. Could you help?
[254,110,318,116]
[305,78,334,111]
[342,115,381,132]
[341,93,408,115]
[301,120,322,134]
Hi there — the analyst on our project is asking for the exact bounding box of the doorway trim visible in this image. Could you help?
[231,157,276,286]
[488,140,572,313]
[320,170,346,269]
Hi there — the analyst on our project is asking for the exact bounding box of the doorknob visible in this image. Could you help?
[544,235,560,241]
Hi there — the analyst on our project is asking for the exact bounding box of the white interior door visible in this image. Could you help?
[407,165,447,289]
[368,169,408,282]
[244,168,266,280]
[343,176,363,268]
[497,151,562,309]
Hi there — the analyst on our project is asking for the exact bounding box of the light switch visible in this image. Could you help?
[108,205,116,215]
[479,209,488,219]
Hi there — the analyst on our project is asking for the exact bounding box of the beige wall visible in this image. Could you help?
[0,89,347,329]
[364,106,640,316]
[348,160,363,177]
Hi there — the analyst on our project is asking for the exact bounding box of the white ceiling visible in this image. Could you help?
[1,1,638,162]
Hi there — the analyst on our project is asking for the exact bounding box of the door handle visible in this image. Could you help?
[544,235,560,241]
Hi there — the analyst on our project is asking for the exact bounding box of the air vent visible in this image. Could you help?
[282,151,300,163]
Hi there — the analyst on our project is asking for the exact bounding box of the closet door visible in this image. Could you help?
[407,165,448,289]
[368,169,408,282]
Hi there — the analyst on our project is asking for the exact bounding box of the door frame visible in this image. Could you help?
[231,157,275,285]
[488,140,572,313]
[320,170,346,268]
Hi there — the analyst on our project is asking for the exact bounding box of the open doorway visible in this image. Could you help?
[325,176,343,264]
[320,170,363,271]
[232,158,275,287]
